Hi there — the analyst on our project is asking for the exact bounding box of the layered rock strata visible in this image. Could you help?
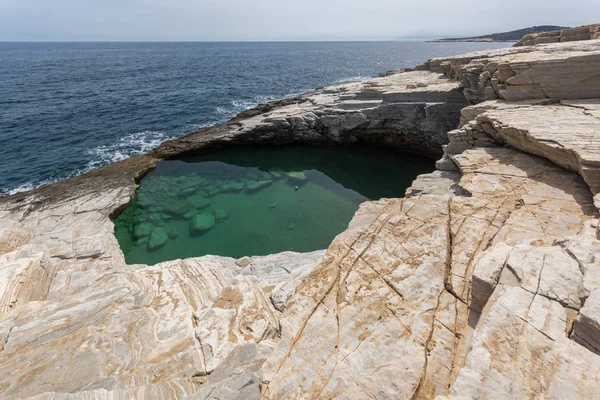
[0,32,600,399]
[419,39,600,103]
[515,24,600,46]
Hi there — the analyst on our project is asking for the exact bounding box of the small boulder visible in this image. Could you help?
[237,256,251,267]
[190,213,215,235]
[133,223,154,239]
[187,195,211,210]
[269,168,286,179]
[183,208,200,220]
[246,180,272,193]
[181,187,198,196]
[148,227,169,251]
[221,183,245,193]
[135,236,149,247]
[214,209,228,222]
[206,187,221,197]
[165,200,193,216]
[167,227,179,239]
[287,172,307,184]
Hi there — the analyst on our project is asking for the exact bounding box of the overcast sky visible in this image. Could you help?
[0,0,598,41]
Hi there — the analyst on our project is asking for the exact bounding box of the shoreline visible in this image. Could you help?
[0,25,599,399]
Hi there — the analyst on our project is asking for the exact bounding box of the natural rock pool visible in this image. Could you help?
[114,145,434,265]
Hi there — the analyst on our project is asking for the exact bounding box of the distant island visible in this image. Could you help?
[429,25,570,42]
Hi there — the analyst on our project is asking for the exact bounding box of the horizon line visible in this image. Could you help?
[0,38,518,44]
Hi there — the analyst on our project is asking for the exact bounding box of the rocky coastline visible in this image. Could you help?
[1,25,600,399]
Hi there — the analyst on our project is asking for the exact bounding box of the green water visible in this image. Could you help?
[114,145,434,265]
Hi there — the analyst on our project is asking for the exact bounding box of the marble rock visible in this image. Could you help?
[190,213,215,234]
[0,37,600,399]
[515,24,600,46]
[148,226,169,251]
[186,195,211,210]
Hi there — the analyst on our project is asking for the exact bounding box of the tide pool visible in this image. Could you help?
[114,145,434,264]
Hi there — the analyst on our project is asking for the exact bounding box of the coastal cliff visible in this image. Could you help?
[0,25,600,399]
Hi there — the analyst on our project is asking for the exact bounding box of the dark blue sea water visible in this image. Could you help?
[0,41,510,195]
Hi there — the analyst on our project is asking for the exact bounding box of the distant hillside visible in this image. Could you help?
[431,25,570,42]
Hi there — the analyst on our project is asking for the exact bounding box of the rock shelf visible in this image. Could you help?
[0,26,599,400]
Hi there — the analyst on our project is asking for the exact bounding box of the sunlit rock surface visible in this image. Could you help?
[515,24,600,46]
[0,26,600,399]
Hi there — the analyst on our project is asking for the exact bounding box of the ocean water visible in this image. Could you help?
[114,145,434,265]
[0,41,510,196]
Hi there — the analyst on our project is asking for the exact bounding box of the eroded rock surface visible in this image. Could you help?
[420,39,600,104]
[1,28,600,399]
[515,24,600,47]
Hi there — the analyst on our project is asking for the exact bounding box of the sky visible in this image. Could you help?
[0,0,598,41]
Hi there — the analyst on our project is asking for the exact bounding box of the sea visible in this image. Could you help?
[0,41,510,196]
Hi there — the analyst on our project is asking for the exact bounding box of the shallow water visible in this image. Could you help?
[114,145,434,264]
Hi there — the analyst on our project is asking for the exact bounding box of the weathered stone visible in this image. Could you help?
[181,187,198,196]
[515,24,600,46]
[165,200,193,216]
[186,195,211,210]
[194,277,279,374]
[572,289,600,354]
[213,208,228,222]
[220,182,245,193]
[182,208,199,220]
[167,227,179,239]
[286,171,307,183]
[186,343,270,400]
[245,180,272,193]
[148,227,169,251]
[133,222,154,239]
[190,213,215,234]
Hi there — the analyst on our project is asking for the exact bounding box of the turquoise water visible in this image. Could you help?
[114,146,434,264]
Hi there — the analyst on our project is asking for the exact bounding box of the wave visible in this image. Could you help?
[4,179,55,196]
[86,130,174,169]
[213,93,302,123]
[334,75,365,84]
[1,131,174,196]
[2,86,355,197]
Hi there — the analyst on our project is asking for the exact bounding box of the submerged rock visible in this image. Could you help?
[147,227,169,251]
[190,213,215,234]
[269,168,286,179]
[206,187,221,197]
[148,213,163,223]
[187,195,211,210]
[165,200,193,216]
[214,209,228,222]
[221,183,245,193]
[182,209,200,220]
[246,180,272,193]
[167,227,179,239]
[133,223,154,239]
[134,236,149,247]
[181,187,198,196]
[287,171,307,184]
